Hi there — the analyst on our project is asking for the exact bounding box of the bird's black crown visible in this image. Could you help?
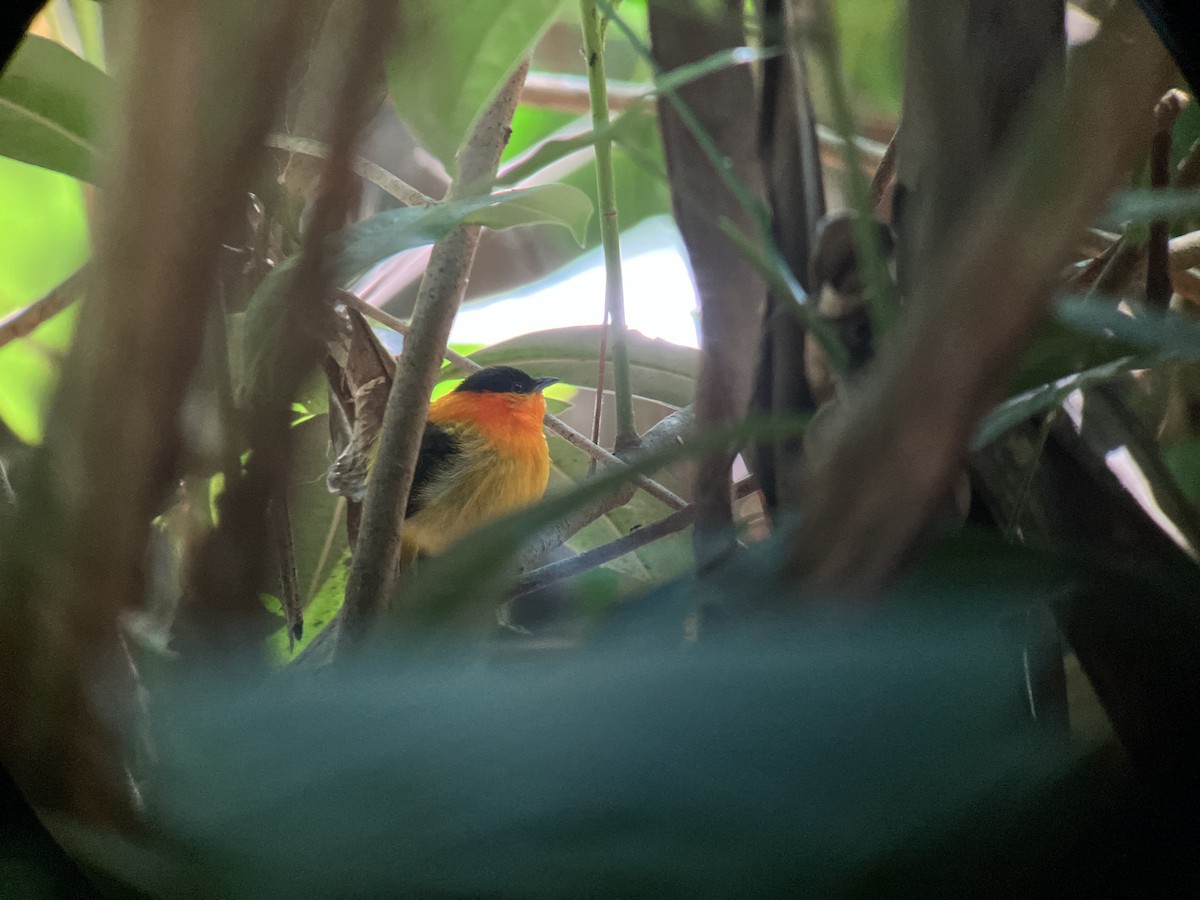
[455,365,558,395]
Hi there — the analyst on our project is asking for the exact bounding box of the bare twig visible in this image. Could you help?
[341,291,688,509]
[517,406,694,566]
[266,133,435,206]
[339,64,531,650]
[514,506,695,598]
[270,494,304,645]
[1147,90,1188,307]
[182,0,394,646]
[0,267,87,350]
[522,70,643,114]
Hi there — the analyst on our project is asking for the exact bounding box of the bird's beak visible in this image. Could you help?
[533,376,560,392]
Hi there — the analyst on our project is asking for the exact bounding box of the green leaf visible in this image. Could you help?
[1053,294,1200,357]
[465,183,592,246]
[330,186,592,282]
[496,47,774,189]
[980,295,1200,447]
[387,0,566,170]
[833,0,905,118]
[241,187,592,407]
[268,549,351,665]
[1103,188,1200,227]
[1009,314,1139,397]
[974,355,1143,450]
[1164,441,1200,505]
[547,434,691,593]
[0,35,110,182]
[0,157,90,443]
[447,326,700,408]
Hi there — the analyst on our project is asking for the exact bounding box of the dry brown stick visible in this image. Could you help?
[1147,90,1188,308]
[783,2,1173,594]
[270,494,304,645]
[0,267,87,350]
[265,133,435,206]
[339,65,531,650]
[341,291,688,509]
[1169,231,1200,272]
[514,469,753,597]
[649,0,767,564]
[522,71,644,114]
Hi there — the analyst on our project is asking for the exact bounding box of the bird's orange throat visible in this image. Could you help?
[428,390,547,453]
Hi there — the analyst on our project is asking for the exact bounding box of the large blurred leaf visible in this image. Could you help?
[448,326,699,408]
[144,622,1082,898]
[464,182,591,245]
[0,35,110,181]
[387,0,566,170]
[0,157,90,443]
[1009,314,1139,396]
[980,297,1200,448]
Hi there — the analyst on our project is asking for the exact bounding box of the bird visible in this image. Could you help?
[328,358,558,564]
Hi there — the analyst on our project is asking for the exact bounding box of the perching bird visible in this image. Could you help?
[328,358,558,562]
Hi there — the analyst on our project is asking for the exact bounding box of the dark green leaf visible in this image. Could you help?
[241,187,592,408]
[387,0,566,170]
[0,35,110,181]
[446,326,699,408]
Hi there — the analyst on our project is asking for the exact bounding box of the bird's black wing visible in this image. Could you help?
[406,421,462,519]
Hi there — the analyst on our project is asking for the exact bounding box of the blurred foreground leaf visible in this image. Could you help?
[141,621,1081,898]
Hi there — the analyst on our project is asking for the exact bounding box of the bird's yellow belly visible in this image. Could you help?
[402,443,550,556]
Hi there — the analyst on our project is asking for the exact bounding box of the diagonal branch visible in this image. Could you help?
[0,266,88,350]
[339,64,531,651]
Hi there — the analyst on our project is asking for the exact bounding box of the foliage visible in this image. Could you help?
[2,0,1200,896]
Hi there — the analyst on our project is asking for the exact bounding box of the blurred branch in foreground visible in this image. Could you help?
[0,0,307,829]
[338,63,531,652]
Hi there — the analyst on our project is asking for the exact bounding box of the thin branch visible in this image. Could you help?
[307,495,346,602]
[339,64,531,650]
[514,506,695,598]
[522,70,644,113]
[0,267,87,350]
[266,133,435,206]
[582,0,637,450]
[516,406,694,566]
[341,291,688,509]
[270,494,304,645]
[1148,90,1189,308]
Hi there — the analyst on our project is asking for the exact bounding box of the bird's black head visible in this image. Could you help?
[454,365,559,395]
